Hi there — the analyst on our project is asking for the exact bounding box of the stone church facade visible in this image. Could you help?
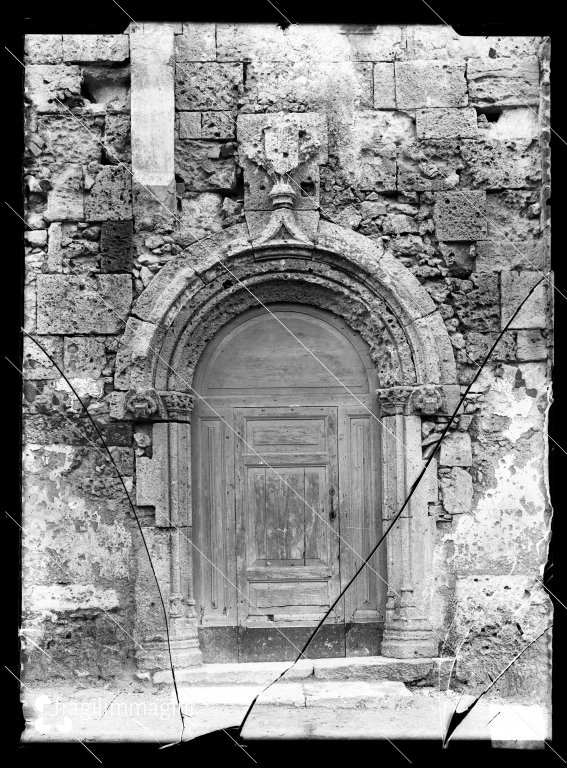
[22,23,552,701]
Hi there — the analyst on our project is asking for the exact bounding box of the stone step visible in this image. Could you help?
[176,680,415,710]
[153,655,454,687]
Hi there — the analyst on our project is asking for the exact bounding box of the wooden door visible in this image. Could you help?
[234,406,343,660]
[192,305,385,662]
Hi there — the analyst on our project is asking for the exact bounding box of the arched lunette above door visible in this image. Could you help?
[113,220,459,669]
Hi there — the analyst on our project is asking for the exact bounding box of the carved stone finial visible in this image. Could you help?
[376,386,413,416]
[125,387,163,420]
[162,392,195,422]
[410,385,446,416]
[269,176,296,209]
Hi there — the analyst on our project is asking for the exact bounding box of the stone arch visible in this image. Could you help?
[115,220,456,396]
[117,221,459,669]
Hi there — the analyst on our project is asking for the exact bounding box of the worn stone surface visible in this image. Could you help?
[25,64,84,112]
[25,35,64,64]
[44,165,84,222]
[373,63,396,109]
[84,166,133,221]
[395,61,468,109]
[175,140,237,192]
[63,34,129,63]
[100,220,134,272]
[440,467,474,515]
[36,274,132,334]
[176,23,216,62]
[176,63,243,111]
[467,57,540,107]
[416,108,477,139]
[36,115,103,166]
[434,190,487,241]
[501,271,548,329]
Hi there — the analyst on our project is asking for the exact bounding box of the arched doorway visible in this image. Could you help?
[191,303,386,661]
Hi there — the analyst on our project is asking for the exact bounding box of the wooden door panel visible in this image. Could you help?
[235,407,341,631]
[339,406,386,635]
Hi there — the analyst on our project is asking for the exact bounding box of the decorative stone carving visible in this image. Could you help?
[125,387,164,420]
[161,391,195,422]
[376,386,413,415]
[410,384,446,416]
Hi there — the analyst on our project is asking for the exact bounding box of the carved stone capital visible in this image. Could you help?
[409,384,446,416]
[376,386,413,416]
[161,391,195,422]
[125,387,164,421]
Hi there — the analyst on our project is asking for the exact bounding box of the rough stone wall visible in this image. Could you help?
[23,24,552,697]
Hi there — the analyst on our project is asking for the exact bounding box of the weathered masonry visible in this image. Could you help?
[22,24,552,700]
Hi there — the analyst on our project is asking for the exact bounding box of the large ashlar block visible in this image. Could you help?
[439,432,473,467]
[37,114,103,166]
[416,108,477,139]
[467,57,540,107]
[25,35,63,64]
[461,138,541,190]
[501,270,548,330]
[44,164,84,222]
[84,166,133,221]
[36,274,132,334]
[440,467,473,515]
[395,61,468,109]
[176,23,216,61]
[62,35,129,63]
[24,64,83,112]
[176,62,243,111]
[130,27,175,193]
[433,190,487,241]
[373,63,396,108]
[242,61,373,112]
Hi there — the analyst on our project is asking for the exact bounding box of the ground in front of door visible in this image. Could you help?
[20,658,550,748]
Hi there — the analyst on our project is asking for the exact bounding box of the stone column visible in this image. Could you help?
[129,389,202,670]
[377,386,438,658]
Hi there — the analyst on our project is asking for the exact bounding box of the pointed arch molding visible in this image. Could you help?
[116,221,458,669]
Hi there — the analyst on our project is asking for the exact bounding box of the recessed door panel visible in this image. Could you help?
[235,407,341,633]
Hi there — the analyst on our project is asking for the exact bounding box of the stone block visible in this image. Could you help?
[63,337,110,378]
[63,35,129,63]
[397,140,463,191]
[23,335,63,380]
[312,656,442,682]
[37,114,103,166]
[440,467,473,515]
[501,271,548,330]
[178,112,202,139]
[175,140,237,193]
[475,239,547,273]
[103,113,131,164]
[175,63,243,111]
[461,138,541,190]
[434,190,487,241]
[243,61,373,112]
[467,57,540,107]
[439,432,472,467]
[177,192,224,239]
[452,274,500,333]
[84,166,133,221]
[100,220,133,272]
[344,27,404,61]
[485,190,541,243]
[44,165,84,222]
[373,63,396,108]
[25,64,84,113]
[25,35,63,64]
[395,61,467,109]
[36,274,132,334]
[515,330,548,361]
[202,111,236,140]
[416,108,477,139]
[176,23,216,61]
